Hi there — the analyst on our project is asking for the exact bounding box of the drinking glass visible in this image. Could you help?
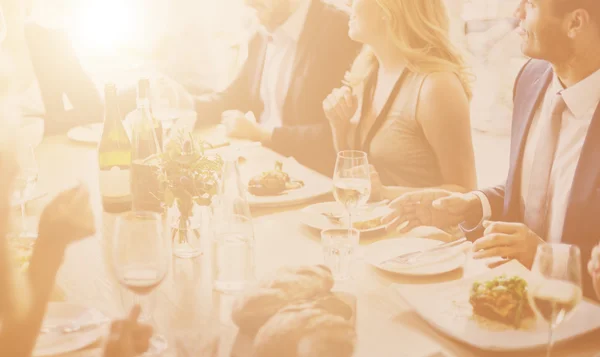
[150,76,181,133]
[0,4,6,44]
[112,211,170,355]
[332,150,371,231]
[321,228,360,281]
[12,145,39,239]
[212,159,255,293]
[527,244,583,357]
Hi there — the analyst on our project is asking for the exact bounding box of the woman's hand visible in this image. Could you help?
[323,86,357,150]
[588,243,600,300]
[103,305,153,357]
[38,183,96,244]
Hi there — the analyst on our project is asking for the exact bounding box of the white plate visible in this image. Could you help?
[66,108,197,145]
[364,237,467,276]
[241,155,332,208]
[300,201,391,234]
[393,261,600,351]
[67,123,103,144]
[33,302,108,357]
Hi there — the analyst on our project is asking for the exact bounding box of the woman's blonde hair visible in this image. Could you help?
[345,0,472,99]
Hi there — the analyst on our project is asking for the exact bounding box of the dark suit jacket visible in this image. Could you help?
[194,1,360,175]
[24,24,103,135]
[480,59,600,298]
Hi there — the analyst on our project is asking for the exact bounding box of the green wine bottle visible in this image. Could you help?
[131,78,163,213]
[98,83,132,213]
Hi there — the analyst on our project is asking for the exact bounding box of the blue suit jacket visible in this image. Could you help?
[480,59,600,298]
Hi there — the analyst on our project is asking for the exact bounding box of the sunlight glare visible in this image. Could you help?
[70,0,138,56]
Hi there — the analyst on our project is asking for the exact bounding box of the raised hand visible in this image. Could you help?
[38,183,96,244]
[323,86,358,136]
[103,305,153,357]
[382,189,482,233]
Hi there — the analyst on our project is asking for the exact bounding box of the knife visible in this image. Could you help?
[380,237,468,266]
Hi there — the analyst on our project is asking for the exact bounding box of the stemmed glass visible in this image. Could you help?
[112,211,170,355]
[12,145,39,239]
[527,243,583,357]
[332,150,371,231]
[0,3,6,44]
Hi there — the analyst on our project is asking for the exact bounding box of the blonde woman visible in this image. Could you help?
[323,0,477,201]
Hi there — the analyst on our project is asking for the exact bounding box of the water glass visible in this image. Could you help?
[321,228,360,281]
[212,214,255,292]
[332,150,371,231]
[212,159,255,293]
[12,145,39,239]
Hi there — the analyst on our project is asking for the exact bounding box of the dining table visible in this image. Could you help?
[19,127,600,357]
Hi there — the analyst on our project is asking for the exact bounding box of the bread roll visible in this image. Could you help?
[231,288,289,334]
[253,308,355,357]
[260,265,334,300]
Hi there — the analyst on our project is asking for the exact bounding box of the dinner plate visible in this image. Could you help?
[241,156,332,208]
[364,237,467,276]
[33,302,109,357]
[393,261,600,351]
[66,123,103,144]
[299,201,391,234]
[66,109,198,145]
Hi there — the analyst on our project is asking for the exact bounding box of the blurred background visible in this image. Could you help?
[0,0,525,187]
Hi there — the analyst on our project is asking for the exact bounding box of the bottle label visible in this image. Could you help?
[99,166,131,198]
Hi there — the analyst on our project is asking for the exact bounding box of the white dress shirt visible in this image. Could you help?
[258,0,311,130]
[477,68,600,242]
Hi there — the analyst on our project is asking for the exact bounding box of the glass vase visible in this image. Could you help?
[169,201,210,259]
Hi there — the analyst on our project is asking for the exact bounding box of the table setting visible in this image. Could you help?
[6,123,600,357]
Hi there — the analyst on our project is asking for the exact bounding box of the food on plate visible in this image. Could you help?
[248,161,304,196]
[352,216,382,230]
[232,265,355,357]
[469,275,534,328]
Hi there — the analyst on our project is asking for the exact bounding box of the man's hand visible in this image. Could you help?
[221,110,272,142]
[382,189,483,233]
[472,221,544,268]
[103,305,153,357]
[38,183,96,244]
[587,243,600,300]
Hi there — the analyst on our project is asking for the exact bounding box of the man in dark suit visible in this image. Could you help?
[194,0,360,174]
[24,23,104,135]
[384,0,600,298]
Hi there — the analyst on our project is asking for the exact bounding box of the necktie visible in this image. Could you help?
[524,93,567,239]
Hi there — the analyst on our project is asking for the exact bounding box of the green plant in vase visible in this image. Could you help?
[155,131,223,258]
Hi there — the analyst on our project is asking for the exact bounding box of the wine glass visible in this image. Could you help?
[112,211,170,355]
[527,243,583,357]
[0,4,6,45]
[332,150,371,231]
[12,145,39,239]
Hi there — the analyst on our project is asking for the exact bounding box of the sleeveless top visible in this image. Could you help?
[350,68,444,188]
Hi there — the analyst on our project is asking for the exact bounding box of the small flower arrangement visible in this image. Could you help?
[154,131,223,244]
